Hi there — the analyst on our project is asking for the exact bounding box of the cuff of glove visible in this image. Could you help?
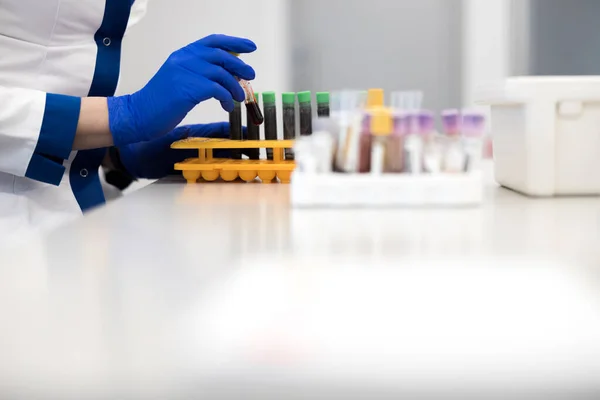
[107,95,139,148]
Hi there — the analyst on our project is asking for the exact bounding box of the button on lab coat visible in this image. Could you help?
[0,0,148,242]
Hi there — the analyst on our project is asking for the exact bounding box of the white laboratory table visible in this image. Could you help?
[2,162,600,399]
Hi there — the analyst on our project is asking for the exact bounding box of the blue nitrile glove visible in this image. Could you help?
[108,34,256,147]
[118,122,247,180]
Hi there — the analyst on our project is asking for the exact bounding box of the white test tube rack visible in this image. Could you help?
[290,171,484,208]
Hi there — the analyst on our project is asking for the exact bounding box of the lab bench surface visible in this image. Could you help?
[2,162,600,399]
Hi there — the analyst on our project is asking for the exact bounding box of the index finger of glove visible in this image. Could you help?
[204,50,256,81]
[195,34,257,54]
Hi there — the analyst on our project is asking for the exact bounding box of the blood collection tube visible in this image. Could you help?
[227,52,264,126]
[462,112,486,172]
[387,112,407,173]
[240,79,264,126]
[358,113,372,173]
[370,109,393,175]
[442,109,461,136]
[282,92,296,160]
[246,93,261,160]
[294,137,318,174]
[262,91,277,161]
[229,51,264,125]
[297,91,313,136]
[313,117,339,172]
[354,89,384,173]
[404,112,423,174]
[317,92,330,118]
[420,111,441,174]
[229,101,243,159]
[335,90,368,172]
[442,109,465,173]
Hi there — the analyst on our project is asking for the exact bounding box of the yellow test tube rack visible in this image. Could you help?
[171,138,296,184]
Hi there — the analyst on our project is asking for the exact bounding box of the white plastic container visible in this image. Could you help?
[477,76,600,196]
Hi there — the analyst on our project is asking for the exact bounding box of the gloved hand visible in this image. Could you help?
[108,34,256,147]
[118,122,245,180]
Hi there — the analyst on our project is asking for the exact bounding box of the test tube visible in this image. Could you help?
[262,92,277,161]
[442,109,465,173]
[420,111,441,174]
[391,90,424,112]
[313,131,336,174]
[313,117,339,172]
[294,137,318,174]
[361,88,385,173]
[390,91,424,174]
[370,109,393,175]
[330,91,342,119]
[246,93,261,160]
[334,90,367,172]
[387,112,407,173]
[298,91,313,136]
[317,92,330,118]
[282,92,296,160]
[462,111,486,172]
[442,109,461,136]
[240,79,264,126]
[229,101,243,160]
[404,112,423,174]
[358,113,372,173]
[227,53,264,127]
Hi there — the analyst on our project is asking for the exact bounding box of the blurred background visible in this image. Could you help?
[112,0,600,193]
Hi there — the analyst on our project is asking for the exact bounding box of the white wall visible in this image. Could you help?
[290,0,463,113]
[510,0,532,76]
[461,0,511,109]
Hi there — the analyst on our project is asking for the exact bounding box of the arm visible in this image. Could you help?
[73,97,112,150]
[0,87,114,186]
[0,34,256,186]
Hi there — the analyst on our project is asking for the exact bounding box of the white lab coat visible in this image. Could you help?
[0,0,148,244]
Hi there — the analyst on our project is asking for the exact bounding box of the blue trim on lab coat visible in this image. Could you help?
[71,0,132,212]
[25,94,81,186]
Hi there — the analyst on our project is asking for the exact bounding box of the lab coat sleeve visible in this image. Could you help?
[128,0,148,30]
[0,86,80,186]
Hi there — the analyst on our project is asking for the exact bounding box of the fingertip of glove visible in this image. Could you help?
[242,39,257,52]
[239,65,256,81]
[233,89,246,103]
[221,101,235,113]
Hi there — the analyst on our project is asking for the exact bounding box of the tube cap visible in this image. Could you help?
[367,88,385,109]
[442,109,461,135]
[297,91,312,104]
[370,108,393,136]
[262,91,276,104]
[316,92,330,104]
[282,92,295,105]
[418,111,435,134]
[462,112,486,137]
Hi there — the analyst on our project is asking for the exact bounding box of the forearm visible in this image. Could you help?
[72,97,113,150]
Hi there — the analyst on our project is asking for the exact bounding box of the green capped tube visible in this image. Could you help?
[263,92,278,161]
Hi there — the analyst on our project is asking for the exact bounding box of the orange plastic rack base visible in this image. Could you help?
[171,138,296,184]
